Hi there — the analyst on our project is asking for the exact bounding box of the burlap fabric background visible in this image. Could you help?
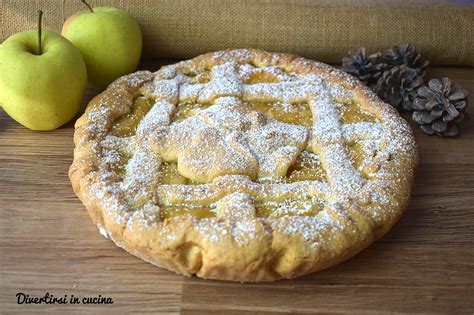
[1,0,473,65]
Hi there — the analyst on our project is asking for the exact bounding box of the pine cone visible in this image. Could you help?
[383,43,429,78]
[376,65,423,111]
[412,78,469,137]
[342,48,385,87]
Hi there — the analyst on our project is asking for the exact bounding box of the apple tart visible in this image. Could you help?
[69,49,417,282]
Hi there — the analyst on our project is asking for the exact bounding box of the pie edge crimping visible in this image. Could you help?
[69,49,417,282]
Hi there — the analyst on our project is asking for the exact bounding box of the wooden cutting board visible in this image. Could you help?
[1,65,473,314]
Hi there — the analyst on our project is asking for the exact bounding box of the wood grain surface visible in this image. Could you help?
[1,65,473,314]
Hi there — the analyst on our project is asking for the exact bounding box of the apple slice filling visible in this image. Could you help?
[110,96,154,137]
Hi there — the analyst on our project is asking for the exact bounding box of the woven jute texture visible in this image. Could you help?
[1,0,473,65]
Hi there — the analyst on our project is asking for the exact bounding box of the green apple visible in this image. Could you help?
[0,11,87,130]
[62,1,142,89]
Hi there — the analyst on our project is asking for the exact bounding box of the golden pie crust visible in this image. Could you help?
[69,49,417,282]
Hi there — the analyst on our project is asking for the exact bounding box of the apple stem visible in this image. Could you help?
[81,0,94,13]
[37,10,43,55]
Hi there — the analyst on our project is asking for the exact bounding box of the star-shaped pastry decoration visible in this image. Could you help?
[148,96,309,183]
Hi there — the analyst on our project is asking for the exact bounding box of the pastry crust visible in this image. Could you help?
[69,49,417,282]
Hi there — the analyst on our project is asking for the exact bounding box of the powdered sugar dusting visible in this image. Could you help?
[77,49,417,249]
